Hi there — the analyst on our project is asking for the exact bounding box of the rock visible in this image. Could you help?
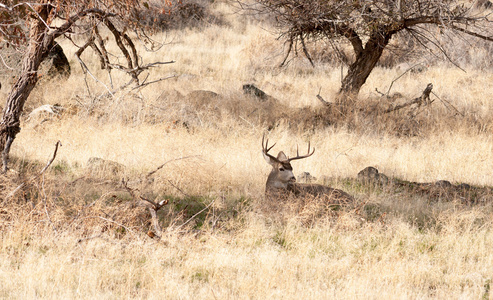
[357,166,390,185]
[435,180,452,188]
[41,42,71,79]
[297,172,317,183]
[187,90,219,101]
[243,84,269,101]
[378,173,390,184]
[86,157,125,176]
[457,183,472,190]
[27,104,64,120]
[358,166,380,181]
[0,41,70,88]
[395,62,428,74]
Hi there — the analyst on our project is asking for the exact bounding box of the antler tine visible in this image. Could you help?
[262,134,276,152]
[262,134,279,161]
[288,141,315,162]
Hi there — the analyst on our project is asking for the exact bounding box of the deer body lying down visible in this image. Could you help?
[262,136,353,205]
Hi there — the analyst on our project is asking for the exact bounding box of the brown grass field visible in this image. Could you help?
[1,2,493,299]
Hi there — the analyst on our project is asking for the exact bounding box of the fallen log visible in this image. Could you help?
[385,83,433,113]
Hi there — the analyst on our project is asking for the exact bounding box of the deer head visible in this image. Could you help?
[262,135,315,190]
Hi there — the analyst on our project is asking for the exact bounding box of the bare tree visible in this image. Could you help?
[245,0,493,100]
[0,0,177,172]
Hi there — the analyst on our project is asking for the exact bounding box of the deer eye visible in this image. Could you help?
[279,167,285,172]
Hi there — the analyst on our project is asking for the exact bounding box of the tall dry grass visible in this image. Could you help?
[1,1,493,298]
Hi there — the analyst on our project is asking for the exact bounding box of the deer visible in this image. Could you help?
[262,135,354,206]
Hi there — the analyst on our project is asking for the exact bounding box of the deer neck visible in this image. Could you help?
[266,171,289,190]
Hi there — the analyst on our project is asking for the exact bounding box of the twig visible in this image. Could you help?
[316,87,330,106]
[131,75,177,91]
[166,179,191,198]
[386,62,426,95]
[280,36,294,67]
[138,195,169,211]
[0,53,15,70]
[39,141,62,174]
[375,88,385,97]
[239,115,255,128]
[300,34,314,67]
[431,91,464,117]
[175,199,215,230]
[5,140,61,201]
[24,2,51,31]
[146,155,201,178]
[75,46,114,97]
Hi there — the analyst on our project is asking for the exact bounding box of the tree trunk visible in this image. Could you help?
[0,4,53,172]
[339,31,393,99]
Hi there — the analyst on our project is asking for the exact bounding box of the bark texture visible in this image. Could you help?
[0,3,54,172]
[340,30,393,96]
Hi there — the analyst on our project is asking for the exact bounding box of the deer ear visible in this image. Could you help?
[263,151,276,166]
[277,151,288,162]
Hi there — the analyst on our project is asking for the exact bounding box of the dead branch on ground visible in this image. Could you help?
[385,83,433,113]
[316,88,331,106]
[4,140,61,202]
[122,178,168,239]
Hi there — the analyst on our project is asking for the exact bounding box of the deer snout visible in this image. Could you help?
[289,176,296,183]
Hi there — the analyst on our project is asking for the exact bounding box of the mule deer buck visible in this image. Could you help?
[262,135,353,205]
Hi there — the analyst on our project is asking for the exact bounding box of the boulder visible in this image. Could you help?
[0,42,70,88]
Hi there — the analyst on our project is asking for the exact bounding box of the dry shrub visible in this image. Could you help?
[66,83,493,139]
[68,197,151,238]
[140,89,292,130]
[313,93,493,138]
[257,190,362,228]
[0,154,156,239]
[0,174,151,239]
[138,0,224,30]
[145,88,350,132]
[0,154,230,241]
[436,206,493,234]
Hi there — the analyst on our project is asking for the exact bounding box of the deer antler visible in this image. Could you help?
[288,141,315,162]
[262,134,280,163]
[262,135,315,163]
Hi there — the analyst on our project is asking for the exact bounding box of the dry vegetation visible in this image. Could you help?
[1,1,493,299]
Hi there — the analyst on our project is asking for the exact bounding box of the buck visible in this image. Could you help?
[262,135,353,205]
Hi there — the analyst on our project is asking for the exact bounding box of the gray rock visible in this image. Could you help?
[86,157,125,176]
[0,41,70,88]
[297,172,317,183]
[435,180,452,188]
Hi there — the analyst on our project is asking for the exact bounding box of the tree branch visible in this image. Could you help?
[341,26,363,57]
[449,24,493,42]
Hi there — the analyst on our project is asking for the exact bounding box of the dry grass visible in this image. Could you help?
[1,1,493,298]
